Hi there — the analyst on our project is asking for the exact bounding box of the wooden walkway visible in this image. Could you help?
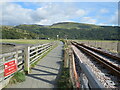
[5,42,63,88]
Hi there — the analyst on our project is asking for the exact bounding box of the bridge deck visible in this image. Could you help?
[5,41,63,88]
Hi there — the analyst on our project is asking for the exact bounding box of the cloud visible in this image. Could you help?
[34,3,87,25]
[76,9,86,16]
[1,2,117,26]
[2,2,34,25]
[80,17,97,24]
[98,23,108,26]
[38,3,86,25]
[1,2,87,25]
[100,8,109,13]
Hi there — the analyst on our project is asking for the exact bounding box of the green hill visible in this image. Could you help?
[50,22,102,29]
[1,26,41,39]
[1,22,119,40]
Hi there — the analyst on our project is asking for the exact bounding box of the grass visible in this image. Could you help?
[76,39,118,42]
[9,72,25,84]
[0,39,55,44]
[57,40,73,88]
[57,63,72,88]
[74,39,119,54]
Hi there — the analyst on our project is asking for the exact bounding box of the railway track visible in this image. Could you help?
[71,41,120,77]
[74,41,120,62]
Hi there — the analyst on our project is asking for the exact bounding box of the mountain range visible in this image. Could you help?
[1,22,119,40]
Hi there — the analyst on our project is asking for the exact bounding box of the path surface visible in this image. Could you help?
[6,41,63,88]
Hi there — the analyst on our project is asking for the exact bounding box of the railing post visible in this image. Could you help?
[0,57,4,90]
[64,48,69,68]
[25,46,30,74]
[69,49,74,87]
[15,49,18,69]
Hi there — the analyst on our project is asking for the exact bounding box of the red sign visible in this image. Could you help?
[4,59,17,77]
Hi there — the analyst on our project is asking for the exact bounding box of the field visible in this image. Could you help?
[76,40,119,53]
[0,39,54,44]
[0,39,55,54]
[0,39,119,54]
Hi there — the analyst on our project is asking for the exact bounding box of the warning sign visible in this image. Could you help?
[4,60,17,77]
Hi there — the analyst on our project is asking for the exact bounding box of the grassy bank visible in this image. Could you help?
[76,39,118,42]
[57,40,73,88]
[0,39,55,44]
[57,62,72,88]
[75,40,118,53]
[9,72,25,84]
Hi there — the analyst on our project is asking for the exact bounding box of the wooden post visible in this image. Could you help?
[25,46,30,74]
[64,49,66,68]
[69,50,75,88]
[15,49,18,70]
[66,48,69,68]
[64,48,69,68]
[0,57,4,90]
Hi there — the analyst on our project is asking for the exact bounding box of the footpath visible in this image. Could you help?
[6,41,63,88]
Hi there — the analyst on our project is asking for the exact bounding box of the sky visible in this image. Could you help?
[0,1,119,26]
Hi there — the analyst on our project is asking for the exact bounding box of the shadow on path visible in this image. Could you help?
[31,68,57,75]
[28,74,57,76]
[27,74,55,85]
[26,67,58,85]
[36,65,58,71]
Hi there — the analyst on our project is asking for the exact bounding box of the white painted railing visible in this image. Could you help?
[0,42,55,89]
[0,49,24,89]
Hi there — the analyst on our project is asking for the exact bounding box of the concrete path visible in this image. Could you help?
[6,41,63,88]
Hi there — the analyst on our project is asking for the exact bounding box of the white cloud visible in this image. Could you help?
[98,23,107,26]
[2,2,34,25]
[1,2,117,26]
[1,2,88,25]
[100,8,109,13]
[76,9,86,16]
[80,17,97,24]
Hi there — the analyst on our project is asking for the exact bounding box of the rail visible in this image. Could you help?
[73,41,120,61]
[72,41,120,77]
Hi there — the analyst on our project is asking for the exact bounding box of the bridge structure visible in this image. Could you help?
[0,40,119,89]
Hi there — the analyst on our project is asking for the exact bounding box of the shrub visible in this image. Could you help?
[9,72,25,84]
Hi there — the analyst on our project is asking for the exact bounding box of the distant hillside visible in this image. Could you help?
[1,26,42,39]
[1,22,119,40]
[50,22,102,29]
